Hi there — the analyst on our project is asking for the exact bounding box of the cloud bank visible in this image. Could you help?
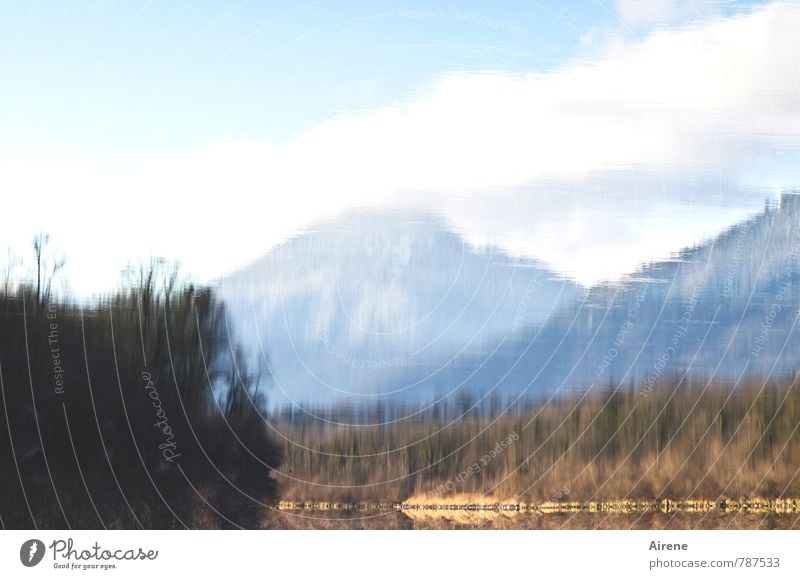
[1,1,799,292]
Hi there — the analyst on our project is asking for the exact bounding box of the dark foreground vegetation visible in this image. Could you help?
[0,251,281,529]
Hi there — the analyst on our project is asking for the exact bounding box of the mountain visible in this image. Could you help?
[220,194,800,408]
[409,193,800,404]
[219,211,581,406]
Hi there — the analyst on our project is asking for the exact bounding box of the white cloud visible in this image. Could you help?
[1,1,799,293]
[615,0,721,26]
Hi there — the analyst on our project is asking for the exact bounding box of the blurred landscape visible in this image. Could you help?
[2,195,800,530]
[3,0,800,540]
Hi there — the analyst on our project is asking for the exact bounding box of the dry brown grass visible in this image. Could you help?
[275,378,800,505]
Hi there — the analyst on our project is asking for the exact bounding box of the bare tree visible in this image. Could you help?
[31,233,66,307]
[32,233,47,306]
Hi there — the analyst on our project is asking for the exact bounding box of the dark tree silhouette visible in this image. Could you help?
[0,254,281,529]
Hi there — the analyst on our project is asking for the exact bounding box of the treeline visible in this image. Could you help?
[274,378,800,503]
[0,259,281,529]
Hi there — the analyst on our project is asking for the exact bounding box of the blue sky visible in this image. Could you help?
[0,0,603,155]
[0,0,765,154]
[0,0,794,295]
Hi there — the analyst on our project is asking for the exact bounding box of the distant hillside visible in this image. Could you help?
[419,193,800,403]
[219,211,580,405]
[221,195,800,407]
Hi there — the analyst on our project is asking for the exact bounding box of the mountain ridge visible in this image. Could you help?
[220,193,800,407]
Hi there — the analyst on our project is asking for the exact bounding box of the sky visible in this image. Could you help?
[1,0,798,295]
